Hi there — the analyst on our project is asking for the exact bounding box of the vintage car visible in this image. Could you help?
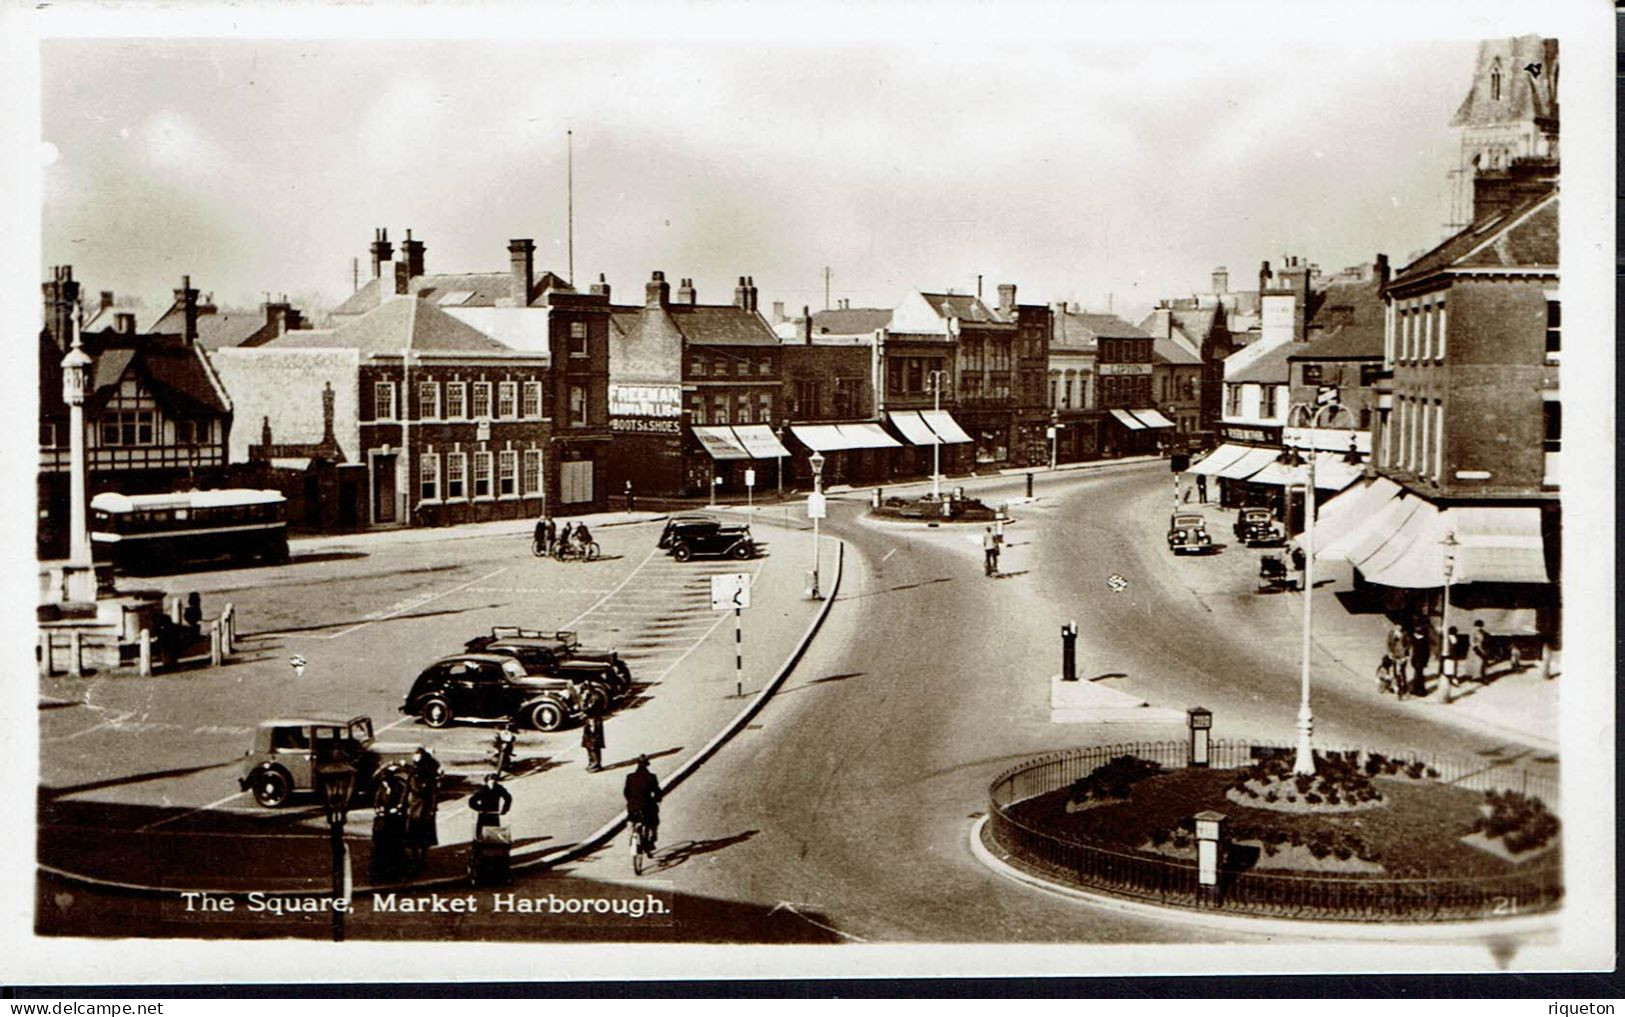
[461,629,630,708]
[239,715,416,808]
[466,627,632,695]
[1167,512,1214,554]
[1233,507,1285,547]
[657,515,756,562]
[402,653,589,732]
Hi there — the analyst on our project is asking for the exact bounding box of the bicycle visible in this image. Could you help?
[629,816,657,875]
[555,540,601,562]
[531,535,548,558]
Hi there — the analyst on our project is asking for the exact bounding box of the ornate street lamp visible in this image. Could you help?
[314,755,357,942]
[60,335,97,604]
[807,450,826,600]
[927,369,949,500]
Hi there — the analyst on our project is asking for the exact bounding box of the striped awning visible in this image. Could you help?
[1215,446,1281,481]
[692,425,752,460]
[731,424,790,459]
[920,410,972,443]
[1108,408,1146,430]
[1452,507,1549,584]
[1186,443,1250,478]
[1310,478,1403,561]
[1131,408,1176,429]
[790,424,849,452]
[1351,498,1447,589]
[836,422,901,449]
[888,410,941,446]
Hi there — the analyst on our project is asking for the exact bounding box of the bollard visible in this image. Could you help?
[1061,622,1078,681]
[871,488,880,509]
[139,628,153,677]
[1026,472,1034,499]
[210,622,223,666]
[170,597,185,625]
[69,630,84,677]
[40,632,53,676]
[222,603,235,655]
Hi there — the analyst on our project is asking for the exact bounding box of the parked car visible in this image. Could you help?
[402,653,589,732]
[461,631,629,709]
[465,626,632,695]
[1167,512,1214,554]
[657,515,756,562]
[239,715,416,809]
[1234,507,1284,547]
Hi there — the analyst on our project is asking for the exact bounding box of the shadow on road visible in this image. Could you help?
[596,746,683,773]
[649,829,759,871]
[41,761,238,802]
[781,671,864,694]
[287,551,370,566]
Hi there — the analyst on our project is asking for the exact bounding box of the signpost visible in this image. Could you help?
[745,467,756,510]
[711,573,752,698]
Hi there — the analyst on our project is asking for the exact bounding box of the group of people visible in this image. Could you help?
[533,516,595,559]
[1382,617,1495,699]
[370,745,443,878]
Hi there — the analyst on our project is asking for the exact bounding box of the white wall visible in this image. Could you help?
[208,347,361,464]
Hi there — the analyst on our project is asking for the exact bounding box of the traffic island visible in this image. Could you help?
[869,491,1003,523]
[983,739,1561,923]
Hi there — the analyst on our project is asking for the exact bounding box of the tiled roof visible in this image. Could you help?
[1071,312,1149,340]
[1227,340,1297,384]
[811,307,892,334]
[919,292,1008,324]
[265,296,511,355]
[1392,189,1557,285]
[331,278,382,316]
[1153,337,1201,366]
[670,305,779,347]
[1051,311,1098,352]
[1297,276,1386,359]
[144,348,231,415]
[331,270,575,316]
[1288,328,1383,361]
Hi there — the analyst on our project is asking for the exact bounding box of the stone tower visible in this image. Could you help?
[1448,36,1559,228]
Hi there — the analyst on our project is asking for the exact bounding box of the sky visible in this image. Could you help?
[38,15,1493,326]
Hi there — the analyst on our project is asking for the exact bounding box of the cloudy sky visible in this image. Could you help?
[36,7,1522,324]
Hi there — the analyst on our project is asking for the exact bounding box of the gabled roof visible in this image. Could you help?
[919,292,1009,325]
[811,307,892,334]
[1071,312,1149,340]
[1226,340,1296,385]
[264,296,512,355]
[1288,328,1384,361]
[148,305,273,349]
[1392,189,1557,286]
[1051,310,1097,353]
[143,347,232,415]
[1153,337,1201,366]
[669,305,779,347]
[331,270,575,316]
[1297,275,1386,359]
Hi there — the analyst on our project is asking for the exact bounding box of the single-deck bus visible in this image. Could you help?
[90,489,289,573]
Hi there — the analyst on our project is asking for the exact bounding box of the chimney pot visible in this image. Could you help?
[589,272,611,299]
[646,271,670,309]
[99,290,114,311]
[401,230,426,278]
[369,230,394,279]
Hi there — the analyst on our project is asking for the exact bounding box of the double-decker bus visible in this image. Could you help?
[90,489,290,573]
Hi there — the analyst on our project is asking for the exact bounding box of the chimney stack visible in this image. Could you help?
[1211,266,1229,294]
[677,277,697,305]
[1376,253,1390,288]
[42,266,79,353]
[746,276,758,313]
[646,270,670,309]
[772,300,785,323]
[803,305,812,345]
[370,228,393,279]
[589,273,611,300]
[264,298,292,337]
[997,283,1017,314]
[393,261,411,296]
[115,312,136,335]
[508,238,536,307]
[734,276,749,310]
[1258,260,1273,292]
[401,229,426,278]
[99,290,114,312]
[173,275,199,346]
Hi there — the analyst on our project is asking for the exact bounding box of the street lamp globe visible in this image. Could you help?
[808,450,825,481]
[61,343,92,407]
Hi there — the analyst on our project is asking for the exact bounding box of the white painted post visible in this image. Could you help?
[69,630,84,677]
[170,597,185,625]
[139,628,152,677]
[40,632,53,676]
[210,621,223,666]
[222,603,235,655]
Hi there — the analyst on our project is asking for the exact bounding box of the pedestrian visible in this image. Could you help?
[982,526,998,577]
[469,774,513,834]
[1409,618,1432,697]
[581,707,605,772]
[1196,474,1208,504]
[1290,545,1306,590]
[544,516,557,555]
[533,515,548,556]
[408,745,441,851]
[1384,621,1411,698]
[1468,619,1490,680]
[183,592,203,635]
[558,521,575,557]
[624,480,635,514]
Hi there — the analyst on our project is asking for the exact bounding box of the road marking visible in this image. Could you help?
[768,901,867,943]
[881,548,897,562]
[325,565,511,639]
[561,547,661,631]
[137,789,249,832]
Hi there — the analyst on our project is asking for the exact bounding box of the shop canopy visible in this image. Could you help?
[1108,408,1146,431]
[888,410,941,446]
[731,424,791,459]
[692,425,752,460]
[1452,506,1550,584]
[1215,446,1281,481]
[1130,408,1176,429]
[1309,478,1403,561]
[1248,452,1362,491]
[837,422,902,449]
[919,410,972,444]
[1320,495,1550,589]
[1185,443,1251,478]
[1349,497,1446,589]
[789,424,847,452]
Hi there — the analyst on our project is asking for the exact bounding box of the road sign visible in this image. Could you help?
[745,468,756,487]
[807,492,827,519]
[710,572,752,611]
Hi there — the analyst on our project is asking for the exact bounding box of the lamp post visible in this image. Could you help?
[807,450,826,600]
[1285,400,1346,776]
[314,755,357,942]
[927,369,948,500]
[1441,529,1458,703]
[1047,408,1059,471]
[60,334,98,603]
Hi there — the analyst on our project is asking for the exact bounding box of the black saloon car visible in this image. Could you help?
[657,515,756,561]
[402,653,587,731]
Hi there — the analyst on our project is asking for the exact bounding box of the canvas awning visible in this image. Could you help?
[919,410,972,444]
[1131,408,1176,429]
[1215,446,1281,481]
[790,424,849,452]
[1352,497,1448,589]
[1311,453,1365,491]
[731,424,790,459]
[1108,408,1146,430]
[836,422,902,449]
[1185,443,1250,478]
[1452,507,1550,584]
[692,425,752,460]
[1309,478,1403,561]
[888,410,941,446]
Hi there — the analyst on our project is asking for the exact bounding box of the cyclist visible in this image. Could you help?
[573,521,594,556]
[622,754,662,853]
[557,522,576,558]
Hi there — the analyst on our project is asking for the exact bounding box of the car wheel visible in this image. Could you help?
[729,543,751,560]
[250,766,292,808]
[671,544,693,562]
[529,699,566,732]
[420,697,453,728]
